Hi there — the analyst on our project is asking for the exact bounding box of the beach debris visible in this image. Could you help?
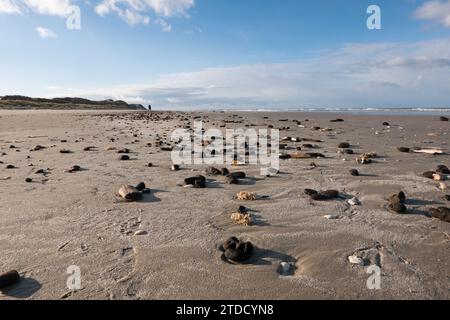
[348,197,361,206]
[230,212,252,226]
[279,262,294,275]
[236,191,257,201]
[387,191,406,204]
[118,185,143,202]
[440,116,449,122]
[119,155,130,161]
[60,149,73,154]
[304,189,318,196]
[397,147,410,153]
[382,122,390,126]
[309,190,339,201]
[33,145,46,151]
[25,178,33,183]
[388,202,407,214]
[279,154,291,160]
[0,177,11,181]
[386,191,407,214]
[117,148,130,154]
[134,230,148,236]
[0,270,21,289]
[220,237,254,264]
[338,142,350,148]
[67,165,81,173]
[349,169,359,176]
[6,164,16,169]
[171,164,180,171]
[205,167,222,175]
[429,207,450,223]
[433,173,449,181]
[290,152,325,159]
[412,148,445,155]
[436,165,450,174]
[324,215,340,220]
[356,153,377,164]
[184,175,206,188]
[348,255,365,266]
[423,171,436,179]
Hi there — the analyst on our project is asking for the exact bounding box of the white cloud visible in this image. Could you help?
[415,0,450,27]
[95,0,194,27]
[36,26,58,38]
[0,0,22,14]
[0,0,75,16]
[47,39,450,109]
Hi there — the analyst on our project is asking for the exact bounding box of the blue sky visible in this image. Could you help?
[1,0,450,109]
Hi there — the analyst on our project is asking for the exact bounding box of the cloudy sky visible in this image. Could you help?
[1,0,450,109]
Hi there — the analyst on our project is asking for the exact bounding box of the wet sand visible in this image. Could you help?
[0,110,449,300]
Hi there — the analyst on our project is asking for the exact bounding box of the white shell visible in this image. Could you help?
[348,255,365,266]
[324,215,340,220]
[134,230,148,236]
[347,197,361,206]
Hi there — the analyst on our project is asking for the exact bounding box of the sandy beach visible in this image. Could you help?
[0,110,449,300]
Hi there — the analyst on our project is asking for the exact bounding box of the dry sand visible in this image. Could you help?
[0,109,449,300]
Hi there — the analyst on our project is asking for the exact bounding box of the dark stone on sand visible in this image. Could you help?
[310,190,339,201]
[388,202,407,214]
[33,145,45,151]
[184,175,206,188]
[228,172,246,179]
[117,148,130,154]
[227,175,239,184]
[303,144,314,148]
[279,154,291,160]
[6,165,15,169]
[387,191,406,204]
[160,146,173,152]
[83,146,96,151]
[436,165,450,174]
[423,171,435,179]
[350,169,359,176]
[136,182,146,191]
[342,149,354,155]
[205,167,222,175]
[304,189,318,196]
[0,270,20,289]
[35,169,45,174]
[330,119,344,122]
[119,155,130,161]
[429,207,450,222]
[171,165,180,171]
[338,142,350,148]
[68,165,81,173]
[238,206,248,214]
[440,116,449,122]
[382,122,390,126]
[221,237,254,263]
[221,168,230,176]
[60,149,73,154]
[397,147,410,153]
[147,163,153,167]
[25,178,32,183]
[308,153,325,158]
